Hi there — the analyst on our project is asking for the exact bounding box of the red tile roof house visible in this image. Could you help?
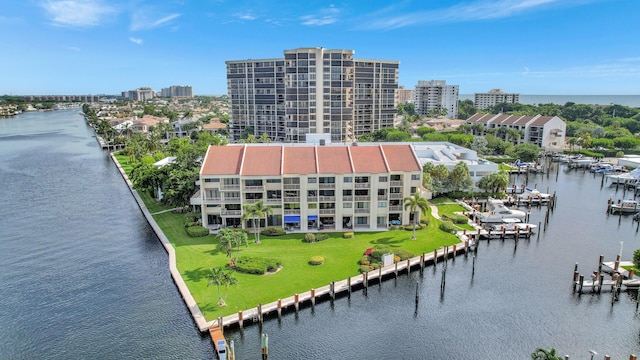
[196,143,424,232]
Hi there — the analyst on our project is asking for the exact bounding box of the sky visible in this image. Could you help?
[1,0,639,96]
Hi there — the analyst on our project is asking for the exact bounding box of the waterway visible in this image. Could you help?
[2,110,640,359]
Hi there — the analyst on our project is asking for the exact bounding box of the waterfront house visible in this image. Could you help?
[465,114,566,151]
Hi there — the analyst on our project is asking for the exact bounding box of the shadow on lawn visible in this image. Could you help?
[370,237,403,247]
[183,267,211,283]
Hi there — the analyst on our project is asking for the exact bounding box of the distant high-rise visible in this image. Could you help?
[160,85,193,98]
[396,86,414,104]
[226,47,399,143]
[414,80,458,119]
[122,87,154,101]
[474,89,520,109]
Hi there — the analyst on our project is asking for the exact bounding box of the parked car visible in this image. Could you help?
[389,219,401,226]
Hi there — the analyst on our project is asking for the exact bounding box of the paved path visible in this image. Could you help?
[150,207,181,215]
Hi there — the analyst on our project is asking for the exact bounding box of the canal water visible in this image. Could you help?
[2,110,640,359]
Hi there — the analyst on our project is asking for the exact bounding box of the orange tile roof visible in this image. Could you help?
[283,147,317,175]
[201,145,244,175]
[316,147,353,174]
[203,121,226,130]
[241,146,282,176]
[381,144,421,171]
[350,146,387,173]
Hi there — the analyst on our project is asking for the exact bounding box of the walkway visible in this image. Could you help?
[150,207,181,215]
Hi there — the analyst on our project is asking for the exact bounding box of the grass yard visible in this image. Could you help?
[113,152,134,174]
[153,211,460,320]
[435,203,475,231]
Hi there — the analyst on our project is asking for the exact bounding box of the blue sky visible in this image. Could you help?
[1,0,639,95]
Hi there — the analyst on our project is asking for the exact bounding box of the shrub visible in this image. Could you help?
[235,257,281,275]
[309,256,324,265]
[371,249,389,261]
[185,225,209,237]
[360,259,370,266]
[303,233,316,243]
[454,215,469,224]
[439,220,456,233]
[404,224,424,231]
[359,265,370,273]
[634,249,640,269]
[394,249,414,260]
[394,255,401,263]
[420,216,430,226]
[343,232,354,239]
[360,255,370,264]
[261,226,286,236]
[315,233,329,241]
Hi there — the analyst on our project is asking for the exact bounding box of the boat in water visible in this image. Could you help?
[477,198,527,223]
[516,188,552,202]
[609,199,640,215]
[489,218,537,232]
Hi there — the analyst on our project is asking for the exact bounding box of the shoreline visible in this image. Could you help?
[109,152,213,332]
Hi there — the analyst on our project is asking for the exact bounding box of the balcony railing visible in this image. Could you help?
[354,196,370,201]
[355,208,370,214]
[354,183,370,189]
[307,196,318,202]
[221,210,242,216]
[284,209,300,215]
[204,197,221,202]
[377,195,388,201]
[223,197,242,203]
[342,196,353,202]
[243,185,264,191]
[389,205,403,212]
[221,184,240,190]
[390,193,403,199]
[266,198,281,204]
[319,196,335,202]
[319,209,335,215]
[283,184,300,190]
[319,183,335,189]
[244,198,263,204]
[390,181,403,187]
[283,196,300,202]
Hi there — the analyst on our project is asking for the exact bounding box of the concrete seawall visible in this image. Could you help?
[109,153,213,333]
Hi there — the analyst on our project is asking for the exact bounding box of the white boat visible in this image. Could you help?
[516,188,552,201]
[607,167,640,185]
[477,198,527,223]
[609,199,640,214]
[489,218,537,232]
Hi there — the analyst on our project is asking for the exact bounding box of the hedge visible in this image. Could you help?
[234,257,281,275]
[261,226,286,236]
[303,233,316,243]
[185,225,210,237]
[439,221,456,233]
[343,232,354,239]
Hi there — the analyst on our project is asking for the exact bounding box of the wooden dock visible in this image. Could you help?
[213,238,474,329]
[209,326,228,359]
[572,257,640,295]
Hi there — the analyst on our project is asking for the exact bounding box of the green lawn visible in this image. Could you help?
[113,152,134,174]
[435,203,475,231]
[113,152,463,320]
[154,211,460,320]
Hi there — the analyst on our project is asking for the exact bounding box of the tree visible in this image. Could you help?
[530,347,562,360]
[207,267,238,307]
[457,99,477,120]
[478,170,510,195]
[509,143,541,162]
[448,162,474,192]
[422,162,449,195]
[403,192,429,240]
[242,200,272,243]
[216,228,236,262]
[633,249,640,270]
[252,200,272,243]
[471,136,488,154]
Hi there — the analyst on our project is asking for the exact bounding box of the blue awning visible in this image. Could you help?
[307,215,318,221]
[284,215,300,223]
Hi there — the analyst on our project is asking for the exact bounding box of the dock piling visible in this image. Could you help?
[261,333,269,360]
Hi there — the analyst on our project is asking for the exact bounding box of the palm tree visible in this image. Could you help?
[253,200,272,244]
[241,203,259,242]
[216,228,236,262]
[531,347,562,360]
[232,231,248,264]
[403,192,429,240]
[207,267,238,307]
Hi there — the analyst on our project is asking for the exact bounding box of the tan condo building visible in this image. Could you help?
[196,143,423,232]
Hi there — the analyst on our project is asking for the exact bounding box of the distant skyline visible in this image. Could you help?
[2,0,639,96]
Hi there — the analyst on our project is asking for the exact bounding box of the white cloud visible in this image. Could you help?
[131,11,180,31]
[129,37,144,45]
[41,0,115,27]
[236,13,257,21]
[360,0,596,30]
[65,46,81,51]
[301,5,340,26]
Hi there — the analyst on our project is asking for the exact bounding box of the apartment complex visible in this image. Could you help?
[465,113,566,151]
[196,143,422,232]
[474,89,520,110]
[396,86,414,104]
[160,85,193,98]
[414,80,459,119]
[226,47,399,143]
[121,87,155,101]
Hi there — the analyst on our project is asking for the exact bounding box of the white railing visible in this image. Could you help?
[319,209,335,215]
[319,196,335,202]
[221,184,240,190]
[355,183,370,189]
[377,195,388,201]
[221,210,241,216]
[319,183,335,189]
[283,184,300,190]
[355,208,370,214]
[354,196,370,201]
[389,193,403,199]
[284,209,300,215]
[390,181,403,187]
[243,185,264,191]
[342,196,353,202]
